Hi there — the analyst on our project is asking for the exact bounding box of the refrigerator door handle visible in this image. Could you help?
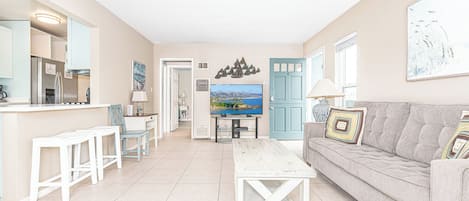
[58,72,64,104]
[54,72,59,103]
[60,73,64,103]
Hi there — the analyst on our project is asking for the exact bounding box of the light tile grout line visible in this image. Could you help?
[164,136,199,201]
[217,143,227,201]
[113,142,165,201]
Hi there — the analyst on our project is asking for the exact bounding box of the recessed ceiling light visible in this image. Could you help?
[35,13,61,25]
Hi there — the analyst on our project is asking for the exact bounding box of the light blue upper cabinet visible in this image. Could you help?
[67,17,91,70]
[0,25,13,78]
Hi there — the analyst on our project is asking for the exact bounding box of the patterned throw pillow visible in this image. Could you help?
[325,107,367,145]
[442,111,469,159]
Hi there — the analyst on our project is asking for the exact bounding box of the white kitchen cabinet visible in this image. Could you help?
[67,17,91,70]
[51,37,66,62]
[31,28,52,59]
[31,28,66,62]
[0,25,13,78]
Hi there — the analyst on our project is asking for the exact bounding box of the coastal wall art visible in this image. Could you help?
[407,0,469,81]
[132,60,146,90]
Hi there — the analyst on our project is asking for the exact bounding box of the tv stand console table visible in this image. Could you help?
[213,116,259,143]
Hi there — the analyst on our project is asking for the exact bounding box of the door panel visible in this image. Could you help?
[290,76,303,100]
[270,58,306,140]
[273,76,286,101]
[273,107,286,132]
[290,107,303,131]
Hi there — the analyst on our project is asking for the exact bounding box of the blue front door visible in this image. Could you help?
[269,58,306,140]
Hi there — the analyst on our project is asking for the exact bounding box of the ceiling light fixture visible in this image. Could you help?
[35,13,61,25]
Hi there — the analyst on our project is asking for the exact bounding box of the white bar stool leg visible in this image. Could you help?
[114,128,122,168]
[29,143,41,201]
[95,135,104,181]
[72,143,81,180]
[88,137,98,184]
[59,145,71,201]
[68,145,73,180]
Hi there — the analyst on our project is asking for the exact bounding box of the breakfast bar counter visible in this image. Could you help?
[0,104,110,201]
[0,104,110,113]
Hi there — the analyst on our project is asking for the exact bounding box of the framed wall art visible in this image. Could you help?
[132,60,146,90]
[407,0,469,81]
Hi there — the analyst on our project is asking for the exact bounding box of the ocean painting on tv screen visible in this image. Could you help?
[210,84,263,115]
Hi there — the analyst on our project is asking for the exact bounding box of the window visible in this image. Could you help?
[306,48,324,122]
[335,33,357,107]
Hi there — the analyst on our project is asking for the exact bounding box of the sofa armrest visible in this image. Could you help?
[431,159,469,201]
[303,122,325,163]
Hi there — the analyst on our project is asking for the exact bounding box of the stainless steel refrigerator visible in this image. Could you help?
[31,56,78,104]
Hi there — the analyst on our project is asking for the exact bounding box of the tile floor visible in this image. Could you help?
[40,126,355,201]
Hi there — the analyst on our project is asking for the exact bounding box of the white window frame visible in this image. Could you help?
[306,47,325,122]
[335,32,357,107]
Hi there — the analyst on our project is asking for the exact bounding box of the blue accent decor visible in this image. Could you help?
[269,58,306,140]
[109,105,149,160]
[312,99,331,122]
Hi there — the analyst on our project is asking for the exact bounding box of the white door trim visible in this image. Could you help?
[159,58,194,138]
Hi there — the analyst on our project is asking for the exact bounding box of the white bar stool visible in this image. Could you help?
[29,131,98,201]
[76,126,122,181]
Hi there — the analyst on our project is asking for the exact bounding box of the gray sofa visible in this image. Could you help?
[303,102,469,201]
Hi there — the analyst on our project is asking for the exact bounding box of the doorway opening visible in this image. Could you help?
[159,59,193,139]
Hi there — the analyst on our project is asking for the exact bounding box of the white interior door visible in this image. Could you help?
[170,69,179,131]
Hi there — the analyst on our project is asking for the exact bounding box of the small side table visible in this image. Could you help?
[124,113,159,148]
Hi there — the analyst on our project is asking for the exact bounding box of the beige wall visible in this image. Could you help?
[40,0,154,111]
[154,43,303,137]
[303,0,469,105]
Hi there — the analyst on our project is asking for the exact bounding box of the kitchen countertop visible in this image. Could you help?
[0,104,110,113]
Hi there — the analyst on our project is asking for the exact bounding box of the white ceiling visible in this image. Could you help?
[30,1,68,38]
[96,0,359,44]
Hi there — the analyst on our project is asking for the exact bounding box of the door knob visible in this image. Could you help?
[270,96,274,101]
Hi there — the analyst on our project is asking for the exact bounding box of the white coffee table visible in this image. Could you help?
[233,139,316,201]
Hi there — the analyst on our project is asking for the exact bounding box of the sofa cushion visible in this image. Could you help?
[396,104,469,164]
[354,102,410,153]
[309,138,430,201]
[442,111,469,159]
[325,107,367,145]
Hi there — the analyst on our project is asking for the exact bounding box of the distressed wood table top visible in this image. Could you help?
[233,139,316,178]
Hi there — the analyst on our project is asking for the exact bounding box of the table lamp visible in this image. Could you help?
[306,79,344,122]
[132,91,148,116]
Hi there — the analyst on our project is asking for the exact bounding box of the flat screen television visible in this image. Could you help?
[210,84,263,115]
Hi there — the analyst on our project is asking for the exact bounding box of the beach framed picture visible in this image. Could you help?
[132,60,146,90]
[407,0,469,81]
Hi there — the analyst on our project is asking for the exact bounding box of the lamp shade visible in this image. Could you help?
[132,91,148,102]
[307,79,344,99]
